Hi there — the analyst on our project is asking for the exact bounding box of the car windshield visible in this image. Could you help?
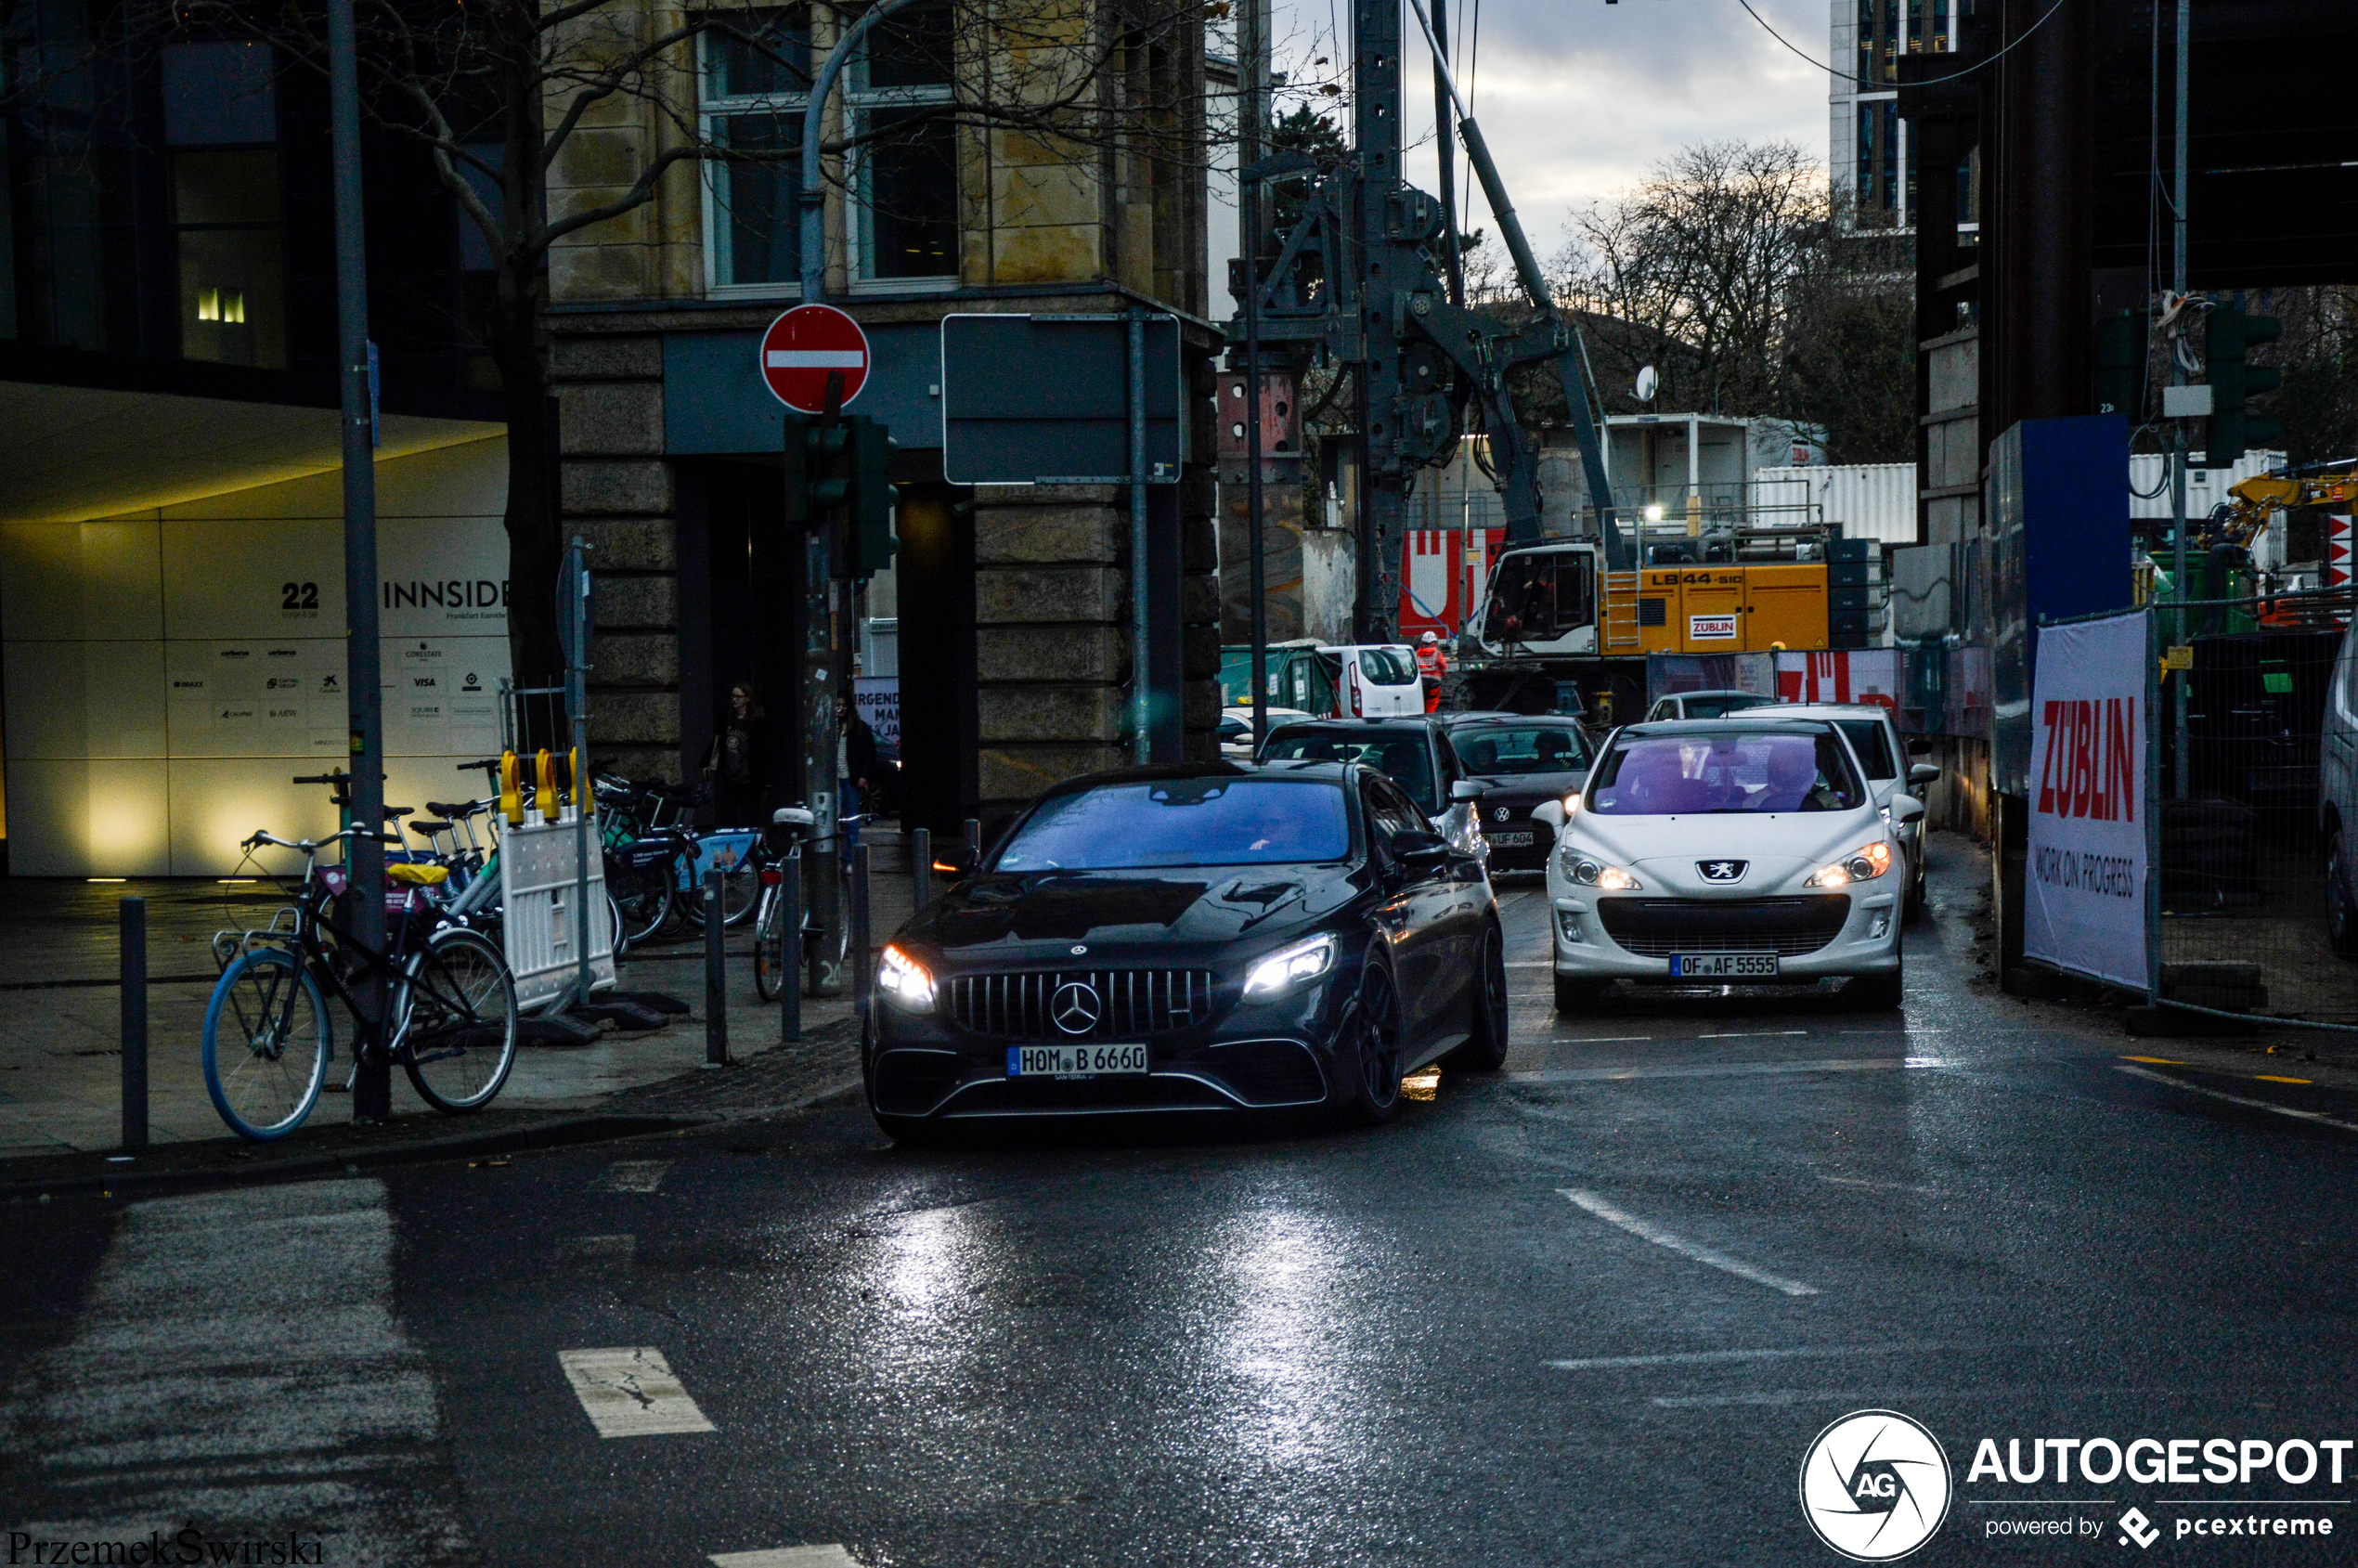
[1677,692,1776,719]
[1356,648,1417,686]
[1588,732,1864,814]
[1450,725,1592,776]
[1262,730,1437,813]
[993,778,1352,870]
[1833,718,1898,780]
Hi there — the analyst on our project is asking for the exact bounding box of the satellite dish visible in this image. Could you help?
[1635,365,1659,402]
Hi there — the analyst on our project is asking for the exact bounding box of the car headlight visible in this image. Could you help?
[877,943,936,1010]
[1560,849,1641,890]
[1805,842,1895,888]
[1243,933,1337,996]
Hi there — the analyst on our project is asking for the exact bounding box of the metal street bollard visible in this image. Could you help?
[965,817,981,867]
[705,869,728,1066]
[850,843,873,1029]
[120,897,148,1152]
[779,851,802,1043]
[912,826,933,914]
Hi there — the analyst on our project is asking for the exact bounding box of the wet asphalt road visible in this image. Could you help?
[7,833,2358,1567]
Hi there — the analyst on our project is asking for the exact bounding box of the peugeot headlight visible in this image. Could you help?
[1244,933,1337,997]
[877,943,936,1010]
[1805,842,1894,888]
[1560,850,1641,890]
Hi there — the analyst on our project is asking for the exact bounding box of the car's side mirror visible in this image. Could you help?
[1449,778,1483,802]
[1909,762,1941,786]
[1391,830,1451,871]
[934,842,977,877]
[1906,735,1935,757]
[1894,797,1927,824]
[1530,799,1568,832]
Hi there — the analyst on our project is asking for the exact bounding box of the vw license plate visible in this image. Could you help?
[1007,1043,1148,1078]
[1669,953,1780,978]
[1487,831,1534,849]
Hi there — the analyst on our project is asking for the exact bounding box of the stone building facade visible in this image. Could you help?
[541,1,1222,833]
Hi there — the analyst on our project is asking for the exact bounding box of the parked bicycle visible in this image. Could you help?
[751,807,861,1001]
[201,823,519,1141]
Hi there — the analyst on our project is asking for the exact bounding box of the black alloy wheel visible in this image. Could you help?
[1337,960,1406,1125]
[2330,832,2358,959]
[1445,921,1510,1070]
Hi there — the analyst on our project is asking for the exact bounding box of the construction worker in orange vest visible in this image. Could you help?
[1416,630,1448,713]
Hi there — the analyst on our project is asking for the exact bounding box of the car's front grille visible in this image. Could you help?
[1597,896,1851,957]
[945,969,1218,1042]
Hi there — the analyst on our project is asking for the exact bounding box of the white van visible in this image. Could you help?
[1325,644,1424,718]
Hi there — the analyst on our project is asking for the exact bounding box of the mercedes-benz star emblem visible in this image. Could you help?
[1699,860,1748,882]
[1050,981,1102,1035]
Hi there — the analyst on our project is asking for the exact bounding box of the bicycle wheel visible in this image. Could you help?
[201,947,332,1142]
[717,859,759,927]
[606,850,673,947]
[752,887,784,1001]
[396,927,518,1113]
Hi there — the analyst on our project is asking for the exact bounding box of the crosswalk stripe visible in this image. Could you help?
[560,1234,637,1263]
[710,1549,861,1567]
[594,1160,672,1192]
[558,1347,716,1437]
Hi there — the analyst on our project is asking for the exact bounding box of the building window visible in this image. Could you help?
[701,8,812,292]
[848,1,955,288]
[174,150,286,368]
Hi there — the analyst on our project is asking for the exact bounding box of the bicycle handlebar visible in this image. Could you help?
[241,825,395,854]
[291,771,352,786]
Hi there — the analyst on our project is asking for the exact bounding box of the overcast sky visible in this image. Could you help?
[1272,0,1835,247]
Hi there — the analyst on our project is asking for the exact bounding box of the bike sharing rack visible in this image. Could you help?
[497,540,680,1043]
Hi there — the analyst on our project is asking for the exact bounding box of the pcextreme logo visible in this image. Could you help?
[1799,1409,1954,1562]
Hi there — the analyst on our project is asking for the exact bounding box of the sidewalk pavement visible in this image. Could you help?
[0,841,924,1183]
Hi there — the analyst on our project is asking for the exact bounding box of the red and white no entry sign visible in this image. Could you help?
[758,304,870,413]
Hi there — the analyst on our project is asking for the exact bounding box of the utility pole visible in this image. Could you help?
[2170,0,2191,799]
[1351,0,1407,646]
[328,0,388,1121]
[1240,0,1270,748]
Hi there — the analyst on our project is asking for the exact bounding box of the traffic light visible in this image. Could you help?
[2206,303,2284,464]
[842,418,897,578]
[2093,310,2145,420]
[781,413,895,577]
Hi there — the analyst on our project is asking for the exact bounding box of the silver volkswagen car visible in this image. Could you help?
[1532,719,1907,1012]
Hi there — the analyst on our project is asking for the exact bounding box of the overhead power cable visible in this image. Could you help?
[1730,0,2070,89]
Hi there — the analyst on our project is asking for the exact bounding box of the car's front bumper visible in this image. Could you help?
[868,969,1359,1122]
[1548,888,1901,981]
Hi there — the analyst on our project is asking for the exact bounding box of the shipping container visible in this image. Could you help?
[1753,463,1918,545]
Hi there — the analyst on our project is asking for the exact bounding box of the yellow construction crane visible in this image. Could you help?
[2205,469,2358,548]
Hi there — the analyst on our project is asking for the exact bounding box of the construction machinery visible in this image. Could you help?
[2204,469,2358,551]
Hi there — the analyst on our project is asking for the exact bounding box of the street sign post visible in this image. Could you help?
[761,305,871,413]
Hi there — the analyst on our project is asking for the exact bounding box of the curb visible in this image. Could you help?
[0,1114,703,1202]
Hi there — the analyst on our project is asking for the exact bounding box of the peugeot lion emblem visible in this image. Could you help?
[1698,860,1748,883]
[1050,981,1102,1035]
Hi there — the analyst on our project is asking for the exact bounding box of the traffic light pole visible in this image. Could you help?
[2170,0,2190,799]
[803,377,846,993]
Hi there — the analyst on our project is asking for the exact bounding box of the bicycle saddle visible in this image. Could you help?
[385,862,449,887]
[381,805,417,820]
[409,820,453,836]
[424,800,475,818]
[772,807,816,827]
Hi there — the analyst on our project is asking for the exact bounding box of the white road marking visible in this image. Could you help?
[1652,1390,1862,1408]
[711,1548,862,1567]
[561,1234,637,1263]
[1697,1030,1809,1039]
[1558,1187,1820,1297]
[558,1347,717,1437]
[1544,1035,1652,1045]
[2115,1063,2358,1134]
[1513,1056,1938,1085]
[594,1160,672,1192]
[0,1180,466,1559]
[1819,1174,1939,1195]
[1548,1344,1916,1370]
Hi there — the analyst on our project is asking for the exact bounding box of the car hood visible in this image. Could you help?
[899,866,1362,965]
[1558,808,1885,888]
[1468,770,1587,800]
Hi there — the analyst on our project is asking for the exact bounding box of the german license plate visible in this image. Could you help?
[1487,831,1534,849]
[1669,953,1780,978]
[1007,1043,1148,1078]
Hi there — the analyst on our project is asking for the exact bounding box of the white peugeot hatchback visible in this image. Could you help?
[1532,719,1906,1012]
